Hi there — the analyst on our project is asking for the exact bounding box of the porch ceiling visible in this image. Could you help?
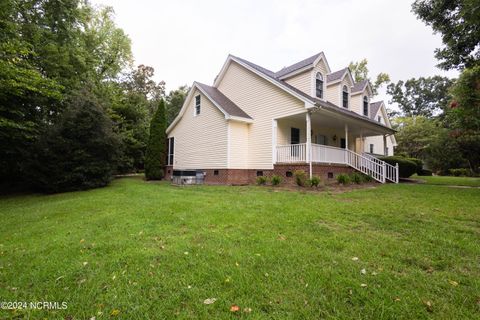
[278,109,394,137]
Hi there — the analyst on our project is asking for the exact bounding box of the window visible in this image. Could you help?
[369,144,374,154]
[194,95,201,116]
[213,170,219,176]
[377,116,381,123]
[167,137,174,165]
[342,85,349,108]
[327,172,334,179]
[290,127,300,144]
[340,138,346,149]
[385,147,389,156]
[286,171,293,177]
[316,134,327,145]
[256,171,263,177]
[315,73,324,99]
[363,96,369,116]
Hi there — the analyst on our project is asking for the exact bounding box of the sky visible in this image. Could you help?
[93,0,458,105]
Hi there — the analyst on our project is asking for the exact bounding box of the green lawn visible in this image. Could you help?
[412,174,480,187]
[0,177,479,319]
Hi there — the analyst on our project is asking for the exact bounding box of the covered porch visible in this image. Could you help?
[272,108,398,183]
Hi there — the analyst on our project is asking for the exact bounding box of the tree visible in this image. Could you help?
[412,0,480,70]
[29,89,120,193]
[348,59,390,95]
[166,85,189,125]
[145,99,167,180]
[447,65,480,173]
[392,116,440,159]
[386,76,455,117]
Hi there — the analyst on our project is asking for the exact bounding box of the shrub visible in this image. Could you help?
[449,168,469,176]
[307,176,321,188]
[271,175,282,186]
[406,157,423,174]
[350,172,363,184]
[362,174,374,182]
[145,99,167,180]
[256,176,268,185]
[337,173,351,185]
[29,90,120,193]
[294,170,307,187]
[379,156,417,178]
[418,169,433,176]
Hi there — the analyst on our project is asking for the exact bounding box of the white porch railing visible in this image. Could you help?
[276,143,306,163]
[363,153,399,183]
[275,144,399,183]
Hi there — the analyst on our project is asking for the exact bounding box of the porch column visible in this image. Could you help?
[360,130,364,154]
[306,112,312,178]
[272,119,277,164]
[344,124,349,150]
[383,134,387,156]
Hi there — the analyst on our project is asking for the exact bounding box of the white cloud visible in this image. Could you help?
[93,0,457,106]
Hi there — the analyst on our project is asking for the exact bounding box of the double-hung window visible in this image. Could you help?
[167,137,174,165]
[342,85,349,108]
[363,96,369,116]
[315,73,324,99]
[194,95,201,116]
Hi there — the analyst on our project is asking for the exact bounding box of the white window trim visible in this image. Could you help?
[341,85,349,109]
[363,96,369,117]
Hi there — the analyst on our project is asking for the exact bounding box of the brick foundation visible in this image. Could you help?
[166,164,354,185]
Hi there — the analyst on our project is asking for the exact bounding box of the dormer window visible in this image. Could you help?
[363,96,369,116]
[377,116,381,123]
[194,95,201,116]
[315,73,324,99]
[342,85,349,108]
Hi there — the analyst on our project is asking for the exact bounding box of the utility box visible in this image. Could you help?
[172,170,205,185]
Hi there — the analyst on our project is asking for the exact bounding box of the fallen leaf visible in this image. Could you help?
[187,285,192,289]
[371,271,378,276]
[235,262,239,267]
[89,317,96,320]
[230,305,240,312]
[426,267,434,274]
[423,300,433,313]
[360,268,366,275]
[184,251,189,255]
[277,235,286,241]
[56,276,65,282]
[110,309,120,316]
[352,257,359,261]
[394,297,401,302]
[360,283,367,287]
[204,298,216,305]
[83,261,88,266]
[448,280,458,286]
[243,307,252,313]
[80,239,85,243]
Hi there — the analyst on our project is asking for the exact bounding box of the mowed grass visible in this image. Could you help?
[412,174,480,187]
[0,177,479,319]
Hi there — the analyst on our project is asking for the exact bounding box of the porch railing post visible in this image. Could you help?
[306,112,312,178]
[395,163,399,184]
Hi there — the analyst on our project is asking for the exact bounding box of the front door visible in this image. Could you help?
[340,138,346,149]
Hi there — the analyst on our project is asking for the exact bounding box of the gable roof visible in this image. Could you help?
[220,55,394,133]
[166,81,252,134]
[275,52,324,78]
[196,82,252,119]
[351,80,368,93]
[369,101,383,120]
[327,68,349,83]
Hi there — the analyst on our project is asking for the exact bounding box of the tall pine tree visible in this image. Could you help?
[145,99,167,180]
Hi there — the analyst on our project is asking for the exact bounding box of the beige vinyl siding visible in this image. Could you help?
[284,71,310,95]
[228,121,249,169]
[168,89,228,169]
[327,76,354,109]
[284,59,329,97]
[217,61,305,169]
[351,94,363,115]
[326,83,341,105]
[364,107,395,156]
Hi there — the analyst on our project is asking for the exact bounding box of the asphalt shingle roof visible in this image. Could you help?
[274,52,323,78]
[230,55,394,132]
[369,101,383,120]
[326,68,348,83]
[196,82,252,119]
[351,80,369,93]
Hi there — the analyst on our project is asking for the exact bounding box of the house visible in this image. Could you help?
[166,52,398,185]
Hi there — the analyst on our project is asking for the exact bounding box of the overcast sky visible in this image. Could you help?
[93,0,457,104]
